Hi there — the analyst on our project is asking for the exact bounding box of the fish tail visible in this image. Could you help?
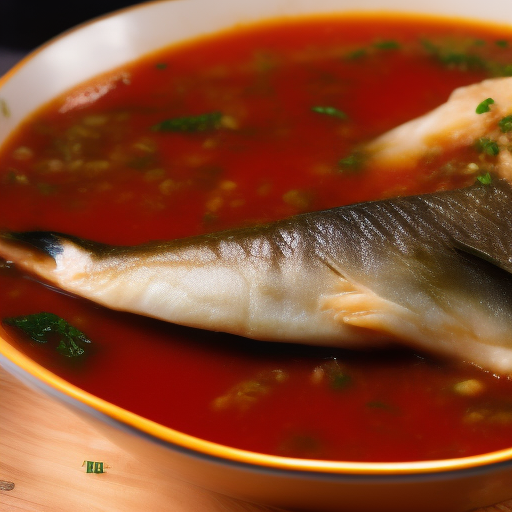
[1,231,64,258]
[0,230,63,283]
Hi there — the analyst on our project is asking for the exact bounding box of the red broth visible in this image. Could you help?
[1,14,512,462]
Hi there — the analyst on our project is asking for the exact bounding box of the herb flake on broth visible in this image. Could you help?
[4,312,92,358]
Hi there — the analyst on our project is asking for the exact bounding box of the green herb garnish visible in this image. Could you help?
[496,40,509,48]
[152,111,223,132]
[422,38,512,76]
[338,153,364,173]
[320,359,353,391]
[346,48,367,60]
[331,372,352,390]
[477,172,493,185]
[155,62,168,70]
[422,39,488,71]
[436,51,486,69]
[311,106,348,119]
[83,461,106,474]
[476,98,495,114]
[499,115,512,133]
[374,40,401,50]
[345,40,399,59]
[476,137,500,156]
[4,312,92,358]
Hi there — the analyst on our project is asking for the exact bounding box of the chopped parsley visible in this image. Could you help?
[373,40,401,50]
[345,39,400,59]
[346,48,367,60]
[311,105,348,119]
[499,115,512,133]
[476,98,495,114]
[4,312,92,358]
[421,39,512,75]
[152,111,223,132]
[318,359,352,391]
[477,172,493,185]
[476,137,500,156]
[330,371,352,390]
[338,153,364,173]
[422,39,487,71]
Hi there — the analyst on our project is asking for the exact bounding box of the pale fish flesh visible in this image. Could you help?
[1,179,512,374]
[364,77,512,180]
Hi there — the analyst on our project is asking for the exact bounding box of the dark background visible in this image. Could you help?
[0,1,144,49]
[0,0,145,73]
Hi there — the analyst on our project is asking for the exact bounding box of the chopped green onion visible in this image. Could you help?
[421,39,437,53]
[422,39,511,76]
[477,172,493,185]
[373,40,401,50]
[152,112,223,132]
[83,461,106,474]
[421,40,487,70]
[338,153,364,172]
[311,106,348,119]
[346,48,367,60]
[331,372,352,390]
[320,359,352,390]
[476,98,495,114]
[476,138,500,156]
[4,312,92,358]
[499,115,512,133]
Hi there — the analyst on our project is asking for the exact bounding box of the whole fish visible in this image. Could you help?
[2,178,512,374]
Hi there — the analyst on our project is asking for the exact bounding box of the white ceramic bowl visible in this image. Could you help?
[1,1,512,511]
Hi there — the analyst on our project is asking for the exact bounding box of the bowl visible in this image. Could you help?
[1,1,512,511]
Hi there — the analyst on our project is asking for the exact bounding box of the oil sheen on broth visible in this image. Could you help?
[1,14,512,463]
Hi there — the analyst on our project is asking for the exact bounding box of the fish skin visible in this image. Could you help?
[2,179,512,373]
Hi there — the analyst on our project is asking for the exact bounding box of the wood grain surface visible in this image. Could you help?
[0,366,511,512]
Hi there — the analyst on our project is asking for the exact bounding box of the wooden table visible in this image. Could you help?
[1,366,511,512]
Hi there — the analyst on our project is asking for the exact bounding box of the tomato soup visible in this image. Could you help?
[1,14,512,463]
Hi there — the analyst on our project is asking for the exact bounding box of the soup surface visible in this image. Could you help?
[1,14,512,463]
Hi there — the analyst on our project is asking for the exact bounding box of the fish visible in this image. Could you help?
[2,178,512,374]
[363,77,512,180]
